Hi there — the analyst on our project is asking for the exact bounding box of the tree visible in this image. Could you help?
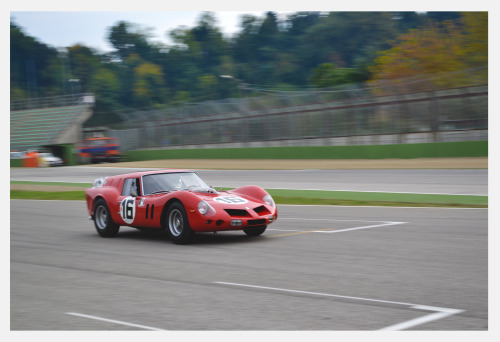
[91,67,120,100]
[461,12,488,69]
[133,61,167,106]
[87,67,123,126]
[67,44,101,93]
[368,17,477,91]
[257,11,279,47]
[310,63,366,88]
[196,75,217,100]
[299,12,397,71]
[108,21,159,62]
[10,20,61,98]
[191,12,227,71]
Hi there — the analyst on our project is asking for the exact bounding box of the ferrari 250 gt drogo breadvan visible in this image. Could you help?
[85,169,278,244]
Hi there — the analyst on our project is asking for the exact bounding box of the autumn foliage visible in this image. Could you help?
[369,12,487,93]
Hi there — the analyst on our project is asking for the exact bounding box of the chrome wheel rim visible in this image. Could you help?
[169,209,183,236]
[95,205,108,230]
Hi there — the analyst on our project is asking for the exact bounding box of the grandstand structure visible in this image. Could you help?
[10,94,94,165]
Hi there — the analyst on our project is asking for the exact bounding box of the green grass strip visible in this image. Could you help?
[266,189,487,207]
[11,190,85,201]
[11,181,91,187]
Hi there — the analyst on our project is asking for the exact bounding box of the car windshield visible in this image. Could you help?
[142,172,212,195]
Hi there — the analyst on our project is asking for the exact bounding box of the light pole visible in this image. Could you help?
[58,48,68,95]
[219,74,247,98]
[68,79,80,104]
[219,75,251,143]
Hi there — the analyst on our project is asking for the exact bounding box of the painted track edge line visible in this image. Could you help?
[213,282,464,331]
[65,312,166,331]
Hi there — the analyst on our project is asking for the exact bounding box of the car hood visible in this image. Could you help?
[191,190,253,204]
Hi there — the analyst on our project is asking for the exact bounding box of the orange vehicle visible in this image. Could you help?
[77,136,122,164]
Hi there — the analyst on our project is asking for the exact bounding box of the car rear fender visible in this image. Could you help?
[87,195,105,218]
[86,187,121,220]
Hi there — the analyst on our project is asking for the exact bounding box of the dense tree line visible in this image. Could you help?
[10,11,486,126]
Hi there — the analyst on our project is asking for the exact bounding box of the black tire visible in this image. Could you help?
[243,225,267,237]
[166,202,194,244]
[93,199,120,237]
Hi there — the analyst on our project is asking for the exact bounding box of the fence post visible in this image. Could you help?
[429,90,440,143]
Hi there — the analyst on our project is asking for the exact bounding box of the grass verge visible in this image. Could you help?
[11,190,85,201]
[266,189,487,207]
[10,181,91,187]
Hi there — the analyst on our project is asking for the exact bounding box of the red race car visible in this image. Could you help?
[85,169,278,244]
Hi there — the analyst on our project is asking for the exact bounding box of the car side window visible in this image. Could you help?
[122,178,139,196]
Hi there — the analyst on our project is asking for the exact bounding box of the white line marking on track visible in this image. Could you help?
[66,312,165,331]
[379,305,464,331]
[280,217,392,222]
[213,282,464,331]
[317,221,407,234]
[268,219,407,234]
[278,204,487,209]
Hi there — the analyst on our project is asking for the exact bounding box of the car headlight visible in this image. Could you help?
[198,200,215,217]
[93,177,107,188]
[263,194,275,208]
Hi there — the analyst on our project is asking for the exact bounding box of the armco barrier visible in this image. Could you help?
[126,141,488,161]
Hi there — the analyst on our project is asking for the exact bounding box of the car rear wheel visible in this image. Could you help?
[243,225,267,236]
[166,202,194,244]
[94,199,120,237]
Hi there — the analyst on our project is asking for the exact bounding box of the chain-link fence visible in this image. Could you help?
[110,81,487,151]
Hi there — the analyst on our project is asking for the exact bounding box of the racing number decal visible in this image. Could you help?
[120,196,136,224]
[214,196,248,204]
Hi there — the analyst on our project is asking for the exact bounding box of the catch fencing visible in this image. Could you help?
[111,82,488,151]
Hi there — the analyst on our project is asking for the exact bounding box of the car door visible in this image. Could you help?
[118,177,161,228]
[117,178,143,227]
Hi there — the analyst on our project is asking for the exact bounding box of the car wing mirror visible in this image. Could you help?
[130,189,138,197]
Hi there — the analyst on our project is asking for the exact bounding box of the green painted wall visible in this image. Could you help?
[10,159,23,167]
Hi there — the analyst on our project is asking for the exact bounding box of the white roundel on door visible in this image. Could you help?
[120,196,136,224]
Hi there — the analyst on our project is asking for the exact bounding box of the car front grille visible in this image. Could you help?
[253,205,271,215]
[224,209,250,217]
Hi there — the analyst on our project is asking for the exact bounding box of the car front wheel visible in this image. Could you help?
[94,199,120,237]
[166,202,194,244]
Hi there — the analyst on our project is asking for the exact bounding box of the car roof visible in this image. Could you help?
[107,169,194,180]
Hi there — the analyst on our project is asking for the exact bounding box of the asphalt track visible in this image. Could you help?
[10,166,488,195]
[10,166,488,331]
[11,199,487,331]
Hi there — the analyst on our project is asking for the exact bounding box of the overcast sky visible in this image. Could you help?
[10,11,273,52]
[10,0,479,53]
